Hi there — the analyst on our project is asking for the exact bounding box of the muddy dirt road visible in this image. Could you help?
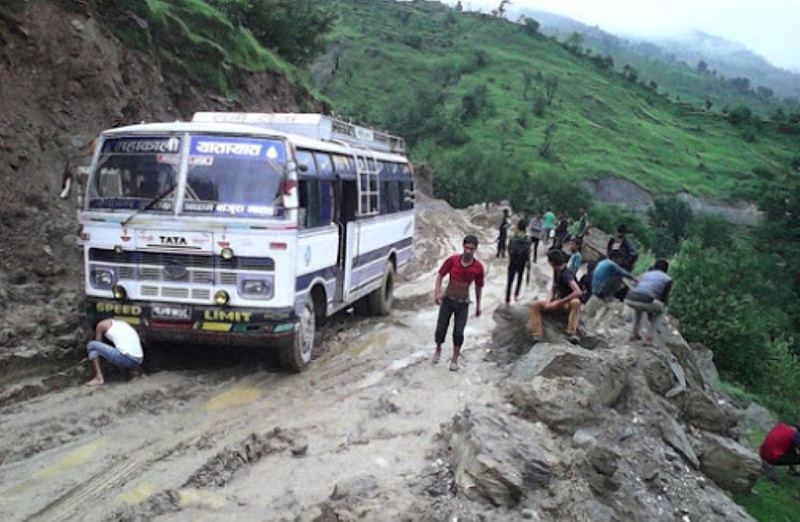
[0,207,546,521]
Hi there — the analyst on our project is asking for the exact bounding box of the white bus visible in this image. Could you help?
[80,113,414,371]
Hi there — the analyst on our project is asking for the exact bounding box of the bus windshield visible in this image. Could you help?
[182,135,287,218]
[88,137,181,211]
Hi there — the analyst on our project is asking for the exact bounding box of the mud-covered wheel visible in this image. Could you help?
[367,263,395,316]
[280,299,315,372]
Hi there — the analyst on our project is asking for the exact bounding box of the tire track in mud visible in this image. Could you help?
[15,319,427,522]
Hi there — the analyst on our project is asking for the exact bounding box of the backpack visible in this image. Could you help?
[509,236,529,264]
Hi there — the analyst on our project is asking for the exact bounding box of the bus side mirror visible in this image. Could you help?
[281,179,299,209]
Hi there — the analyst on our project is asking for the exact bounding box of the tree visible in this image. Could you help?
[696,60,708,74]
[704,97,713,111]
[521,16,540,37]
[217,0,338,65]
[538,123,558,158]
[565,31,583,53]
[647,196,692,256]
[544,74,559,105]
[622,64,638,83]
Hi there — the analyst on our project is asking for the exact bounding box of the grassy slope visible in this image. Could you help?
[322,0,797,203]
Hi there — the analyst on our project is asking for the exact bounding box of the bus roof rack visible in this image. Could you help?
[191,112,406,155]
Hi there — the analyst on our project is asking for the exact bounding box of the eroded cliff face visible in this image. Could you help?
[0,0,315,272]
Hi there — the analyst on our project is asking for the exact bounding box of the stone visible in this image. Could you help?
[697,431,760,494]
[448,406,552,507]
[491,305,536,363]
[639,349,676,396]
[740,403,776,434]
[511,376,605,435]
[678,389,738,436]
[70,19,86,32]
[659,416,700,469]
[689,342,719,387]
[511,343,630,407]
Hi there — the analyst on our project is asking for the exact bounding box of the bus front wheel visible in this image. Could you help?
[367,263,395,316]
[280,299,315,372]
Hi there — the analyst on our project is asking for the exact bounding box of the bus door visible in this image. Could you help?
[335,175,358,303]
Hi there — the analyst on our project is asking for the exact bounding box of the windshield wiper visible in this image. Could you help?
[121,184,176,227]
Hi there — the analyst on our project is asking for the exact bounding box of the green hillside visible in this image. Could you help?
[318,0,799,209]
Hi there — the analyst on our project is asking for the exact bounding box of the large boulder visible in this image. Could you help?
[740,402,776,434]
[511,343,630,407]
[512,376,606,434]
[448,406,553,507]
[678,389,738,436]
[695,431,760,494]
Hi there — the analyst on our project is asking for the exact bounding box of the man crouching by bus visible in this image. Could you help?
[433,235,485,372]
[85,315,144,386]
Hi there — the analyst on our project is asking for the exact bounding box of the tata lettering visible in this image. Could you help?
[160,236,187,246]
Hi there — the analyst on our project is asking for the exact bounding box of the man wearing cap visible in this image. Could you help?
[433,235,485,371]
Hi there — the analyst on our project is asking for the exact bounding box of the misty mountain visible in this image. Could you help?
[513,7,800,103]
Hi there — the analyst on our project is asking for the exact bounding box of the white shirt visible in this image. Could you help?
[105,320,143,360]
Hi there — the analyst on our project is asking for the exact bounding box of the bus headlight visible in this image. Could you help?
[112,285,127,301]
[220,247,234,260]
[239,277,274,299]
[214,290,230,306]
[90,267,116,289]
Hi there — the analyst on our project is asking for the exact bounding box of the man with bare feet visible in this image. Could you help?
[433,235,485,371]
[86,316,144,386]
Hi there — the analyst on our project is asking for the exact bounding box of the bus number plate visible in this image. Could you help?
[151,305,191,321]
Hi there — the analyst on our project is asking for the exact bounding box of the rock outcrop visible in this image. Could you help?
[445,297,760,521]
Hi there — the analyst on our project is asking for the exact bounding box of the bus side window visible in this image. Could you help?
[319,181,333,225]
[299,179,321,228]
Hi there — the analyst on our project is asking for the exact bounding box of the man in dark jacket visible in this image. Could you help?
[606,224,638,272]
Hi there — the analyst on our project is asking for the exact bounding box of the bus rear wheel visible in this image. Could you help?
[280,299,315,372]
[367,263,395,316]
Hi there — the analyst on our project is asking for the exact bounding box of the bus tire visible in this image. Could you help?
[280,299,315,372]
[367,263,395,316]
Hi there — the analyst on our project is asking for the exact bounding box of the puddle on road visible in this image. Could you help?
[357,351,429,389]
[117,482,159,505]
[347,331,389,358]
[206,384,261,411]
[177,488,228,510]
[33,437,106,480]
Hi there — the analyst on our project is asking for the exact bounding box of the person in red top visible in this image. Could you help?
[433,235,485,372]
[760,423,800,474]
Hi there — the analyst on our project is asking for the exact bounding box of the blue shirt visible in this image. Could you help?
[568,252,582,273]
[592,259,633,292]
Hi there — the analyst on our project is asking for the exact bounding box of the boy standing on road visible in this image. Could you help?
[433,235,485,371]
[86,316,144,386]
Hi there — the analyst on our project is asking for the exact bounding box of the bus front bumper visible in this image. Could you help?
[85,298,298,347]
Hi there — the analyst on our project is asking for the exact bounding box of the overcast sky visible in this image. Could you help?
[451,0,800,71]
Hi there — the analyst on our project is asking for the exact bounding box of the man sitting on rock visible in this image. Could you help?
[85,315,144,386]
[528,249,582,344]
[760,423,800,476]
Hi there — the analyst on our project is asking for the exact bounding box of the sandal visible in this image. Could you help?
[449,361,459,372]
[432,352,441,364]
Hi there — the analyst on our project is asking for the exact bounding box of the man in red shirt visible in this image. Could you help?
[760,423,800,474]
[433,235,485,372]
